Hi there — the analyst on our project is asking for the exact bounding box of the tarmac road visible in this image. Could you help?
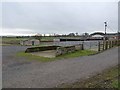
[2,46,118,88]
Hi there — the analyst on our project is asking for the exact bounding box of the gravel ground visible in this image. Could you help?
[2,46,118,88]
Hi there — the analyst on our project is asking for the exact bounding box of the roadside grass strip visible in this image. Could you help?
[16,50,97,62]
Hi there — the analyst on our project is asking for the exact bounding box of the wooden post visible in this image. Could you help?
[98,41,101,52]
[107,41,109,49]
[112,41,114,47]
[103,41,105,51]
[109,41,112,48]
[81,44,84,50]
[111,40,113,47]
[114,40,116,46]
[108,41,109,48]
[107,41,108,49]
[118,40,120,46]
[113,40,115,46]
[108,40,110,49]
[115,40,116,46]
[105,41,108,50]
[116,40,118,46]
[115,40,117,46]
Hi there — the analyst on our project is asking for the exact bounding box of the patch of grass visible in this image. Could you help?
[57,50,97,59]
[16,50,97,62]
[111,80,119,88]
[58,65,119,88]
[0,44,12,46]
[2,37,29,45]
[16,51,53,62]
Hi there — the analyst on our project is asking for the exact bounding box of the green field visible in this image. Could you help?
[2,36,82,45]
[1,37,54,46]
[2,37,28,45]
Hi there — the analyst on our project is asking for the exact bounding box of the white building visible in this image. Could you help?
[20,39,40,46]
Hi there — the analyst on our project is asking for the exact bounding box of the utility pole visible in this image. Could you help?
[104,21,107,40]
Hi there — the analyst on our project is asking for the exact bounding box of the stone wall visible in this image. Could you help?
[25,44,83,57]
[25,46,59,53]
[56,44,83,56]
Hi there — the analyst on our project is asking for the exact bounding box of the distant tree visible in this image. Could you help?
[82,32,89,37]
[84,32,89,36]
[75,32,79,36]
[81,32,89,40]
[67,33,76,37]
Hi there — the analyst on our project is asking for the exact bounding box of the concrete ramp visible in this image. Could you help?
[31,50,56,58]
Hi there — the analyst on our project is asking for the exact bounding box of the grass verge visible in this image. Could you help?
[0,44,12,46]
[16,50,97,62]
[57,65,119,88]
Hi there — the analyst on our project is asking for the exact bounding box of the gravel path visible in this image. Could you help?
[2,46,118,88]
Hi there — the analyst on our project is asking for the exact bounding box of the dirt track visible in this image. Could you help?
[2,46,118,88]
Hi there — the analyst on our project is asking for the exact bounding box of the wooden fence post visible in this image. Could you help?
[116,40,118,46]
[118,40,120,46]
[115,40,117,46]
[113,40,115,46]
[115,40,116,46]
[105,41,108,50]
[103,41,105,51]
[108,40,111,49]
[107,41,108,49]
[109,40,112,48]
[118,40,119,46]
[108,40,110,48]
[81,44,84,50]
[98,41,100,52]
[112,41,114,47]
[110,41,112,48]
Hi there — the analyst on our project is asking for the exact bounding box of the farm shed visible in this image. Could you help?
[53,38,83,46]
[20,39,40,46]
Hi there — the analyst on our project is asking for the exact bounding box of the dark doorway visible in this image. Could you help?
[32,41,34,45]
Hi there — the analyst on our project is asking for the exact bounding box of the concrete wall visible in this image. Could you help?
[56,44,83,56]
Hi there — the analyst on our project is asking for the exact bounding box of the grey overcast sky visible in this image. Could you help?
[1,1,118,36]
